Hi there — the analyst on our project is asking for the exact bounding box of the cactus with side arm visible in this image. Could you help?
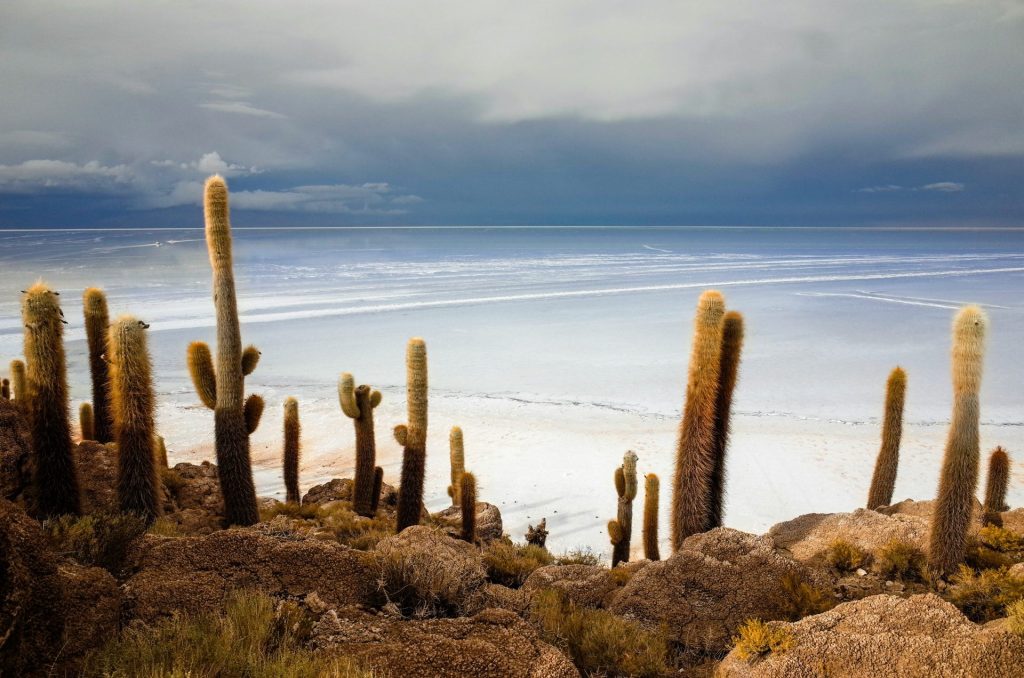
[339,373,382,516]
[394,338,428,532]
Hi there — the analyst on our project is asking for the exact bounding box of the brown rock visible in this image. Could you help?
[433,501,504,543]
[522,564,617,609]
[0,399,32,504]
[999,508,1024,535]
[608,527,826,651]
[312,606,579,678]
[768,508,929,563]
[717,594,1024,677]
[74,440,118,514]
[302,477,397,507]
[53,562,121,672]
[880,497,985,525]
[124,528,378,623]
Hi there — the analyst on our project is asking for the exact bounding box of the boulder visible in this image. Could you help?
[768,508,929,563]
[999,508,1024,535]
[522,564,617,609]
[302,477,398,507]
[124,528,378,623]
[53,562,121,671]
[880,498,985,526]
[608,528,828,651]
[74,440,118,514]
[717,594,1024,677]
[0,399,32,504]
[375,526,487,617]
[311,606,579,678]
[158,461,225,534]
[433,501,504,543]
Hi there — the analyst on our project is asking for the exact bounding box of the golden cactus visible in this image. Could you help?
[9,359,26,405]
[83,287,113,442]
[79,402,94,441]
[643,473,660,561]
[608,450,638,566]
[983,446,1010,527]
[867,367,907,510]
[155,434,169,469]
[283,397,301,504]
[395,337,428,532]
[339,372,382,517]
[929,306,987,577]
[448,426,465,505]
[708,310,744,530]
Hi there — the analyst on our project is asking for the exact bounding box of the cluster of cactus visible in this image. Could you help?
[186,176,263,527]
[339,373,383,516]
[866,367,907,510]
[394,338,428,532]
[607,450,638,566]
[671,291,745,550]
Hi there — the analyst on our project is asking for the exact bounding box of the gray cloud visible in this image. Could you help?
[0,159,133,192]
[857,182,966,194]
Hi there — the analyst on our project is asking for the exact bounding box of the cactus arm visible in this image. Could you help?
[241,345,261,376]
[394,424,408,446]
[187,341,217,410]
[244,394,264,434]
[339,372,360,419]
[370,390,382,408]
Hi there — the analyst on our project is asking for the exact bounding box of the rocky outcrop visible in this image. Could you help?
[522,564,617,609]
[433,501,504,543]
[302,477,397,508]
[768,508,929,563]
[74,440,119,514]
[0,399,32,504]
[608,528,828,651]
[880,498,985,526]
[311,606,579,678]
[54,562,121,671]
[124,528,378,623]
[717,594,1024,677]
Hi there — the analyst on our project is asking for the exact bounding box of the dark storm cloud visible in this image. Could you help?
[0,1,1021,226]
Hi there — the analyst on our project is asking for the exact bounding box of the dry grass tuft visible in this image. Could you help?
[1006,599,1024,637]
[81,589,371,677]
[259,500,394,551]
[555,547,602,566]
[967,526,1024,570]
[946,565,1024,623]
[732,618,793,663]
[874,539,927,581]
[482,539,554,587]
[824,539,868,573]
[43,512,147,576]
[780,572,834,621]
[376,535,485,618]
[531,588,668,677]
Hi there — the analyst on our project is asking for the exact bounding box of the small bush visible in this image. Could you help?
[147,516,183,537]
[483,539,553,587]
[81,590,371,677]
[824,539,868,573]
[780,572,834,621]
[946,565,1024,623]
[968,526,1024,570]
[1007,599,1024,637]
[159,467,186,495]
[259,500,320,521]
[874,539,927,581]
[43,512,147,576]
[732,618,793,663]
[555,547,602,566]
[258,500,394,551]
[610,567,633,587]
[531,588,668,677]
[376,533,485,618]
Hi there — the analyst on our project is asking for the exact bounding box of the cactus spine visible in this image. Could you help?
[460,471,477,542]
[929,306,987,578]
[83,287,113,442]
[395,337,428,532]
[643,473,660,561]
[282,397,301,504]
[983,446,1010,527]
[671,290,725,550]
[339,373,382,516]
[708,310,743,530]
[608,450,638,566]
[448,426,465,505]
[22,282,80,517]
[79,402,94,441]
[866,367,907,510]
[186,176,261,526]
[9,359,25,404]
[109,316,160,523]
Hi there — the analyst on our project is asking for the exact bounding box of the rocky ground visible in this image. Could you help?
[3,401,1024,677]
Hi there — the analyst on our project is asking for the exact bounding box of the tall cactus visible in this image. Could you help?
[608,450,638,566]
[983,446,1010,527]
[371,466,384,515]
[185,175,261,526]
[448,426,465,505]
[929,306,987,578]
[109,316,160,523]
[460,471,477,543]
[672,290,726,549]
[707,310,744,530]
[79,402,94,441]
[9,359,26,405]
[283,397,301,504]
[867,367,907,510]
[339,373,382,516]
[394,337,428,532]
[643,473,660,561]
[22,282,80,517]
[83,287,113,442]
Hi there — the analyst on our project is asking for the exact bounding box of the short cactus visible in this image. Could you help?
[9,359,26,404]
[155,435,169,469]
[185,176,262,526]
[79,402,94,441]
[460,471,477,543]
[672,290,726,549]
[643,473,660,561]
[339,373,382,517]
[22,282,80,517]
[608,450,638,567]
[109,316,161,523]
[929,306,987,578]
[448,426,465,505]
[708,310,744,530]
[395,337,428,532]
[867,367,907,510]
[983,446,1010,527]
[282,397,301,504]
[1,379,9,400]
[83,287,113,442]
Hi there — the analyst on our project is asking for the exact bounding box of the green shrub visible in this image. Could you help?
[531,588,668,677]
[43,512,147,575]
[555,547,602,566]
[824,539,868,573]
[483,539,553,587]
[81,590,371,677]
[874,539,927,581]
[147,516,183,537]
[732,618,793,662]
[946,565,1024,623]
[780,572,834,621]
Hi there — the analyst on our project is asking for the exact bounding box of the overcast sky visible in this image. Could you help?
[0,1,1021,227]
